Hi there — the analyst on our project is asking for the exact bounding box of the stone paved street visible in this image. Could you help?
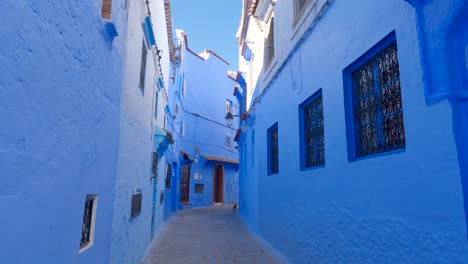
[141,205,286,264]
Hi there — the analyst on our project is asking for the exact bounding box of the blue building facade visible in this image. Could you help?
[0,0,126,263]
[109,0,174,264]
[236,0,468,263]
[163,31,240,214]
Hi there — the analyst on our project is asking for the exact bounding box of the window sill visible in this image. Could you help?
[349,148,406,163]
[79,242,94,254]
[301,164,325,171]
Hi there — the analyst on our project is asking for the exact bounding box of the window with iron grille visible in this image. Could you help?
[267,123,279,175]
[300,89,325,169]
[165,163,171,189]
[345,33,405,159]
[139,40,147,92]
[131,193,142,218]
[194,183,204,193]
[80,194,97,252]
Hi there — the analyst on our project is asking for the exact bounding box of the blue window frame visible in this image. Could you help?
[267,123,279,175]
[343,31,406,161]
[299,89,325,169]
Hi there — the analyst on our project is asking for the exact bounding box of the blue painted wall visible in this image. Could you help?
[414,0,468,237]
[109,0,172,263]
[0,0,126,263]
[238,0,468,263]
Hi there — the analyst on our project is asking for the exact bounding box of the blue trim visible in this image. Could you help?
[298,88,324,171]
[343,31,406,162]
[267,122,279,176]
[156,77,164,91]
[144,16,156,46]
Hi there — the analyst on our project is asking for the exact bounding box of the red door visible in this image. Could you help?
[213,165,224,204]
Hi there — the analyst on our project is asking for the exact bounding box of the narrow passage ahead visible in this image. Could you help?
[141,205,285,264]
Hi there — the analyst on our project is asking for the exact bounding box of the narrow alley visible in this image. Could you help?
[141,205,285,264]
[2,0,468,263]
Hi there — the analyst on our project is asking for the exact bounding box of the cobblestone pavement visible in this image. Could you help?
[141,205,286,264]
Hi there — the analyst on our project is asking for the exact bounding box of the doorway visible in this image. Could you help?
[213,164,224,204]
[180,164,190,204]
[171,163,178,212]
[150,152,158,239]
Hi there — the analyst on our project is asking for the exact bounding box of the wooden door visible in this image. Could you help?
[180,164,190,204]
[212,165,224,203]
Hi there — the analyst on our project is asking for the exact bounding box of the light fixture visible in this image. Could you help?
[225,112,239,127]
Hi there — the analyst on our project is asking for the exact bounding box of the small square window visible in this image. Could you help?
[80,194,98,253]
[131,193,142,218]
[344,32,405,160]
[299,89,325,169]
[194,183,204,194]
[267,123,279,175]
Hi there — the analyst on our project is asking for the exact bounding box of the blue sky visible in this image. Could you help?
[171,0,242,70]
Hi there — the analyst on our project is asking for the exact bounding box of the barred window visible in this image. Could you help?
[350,39,405,158]
[139,41,147,92]
[80,194,98,252]
[267,123,279,175]
[131,193,142,218]
[300,90,325,168]
[195,183,204,193]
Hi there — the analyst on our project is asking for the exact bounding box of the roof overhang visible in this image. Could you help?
[202,155,239,166]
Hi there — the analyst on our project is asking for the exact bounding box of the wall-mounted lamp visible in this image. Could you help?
[225,112,239,127]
